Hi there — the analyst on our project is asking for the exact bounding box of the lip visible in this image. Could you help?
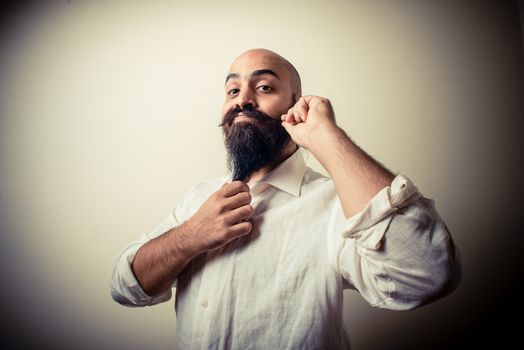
[234,115,251,123]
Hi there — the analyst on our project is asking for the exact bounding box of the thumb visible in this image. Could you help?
[282,120,308,148]
[281,121,300,145]
[281,121,294,134]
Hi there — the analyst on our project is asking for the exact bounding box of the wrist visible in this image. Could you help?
[306,123,345,153]
[171,220,201,261]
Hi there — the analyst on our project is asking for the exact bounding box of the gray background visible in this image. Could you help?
[0,0,523,349]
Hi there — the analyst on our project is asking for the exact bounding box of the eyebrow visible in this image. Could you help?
[225,69,280,85]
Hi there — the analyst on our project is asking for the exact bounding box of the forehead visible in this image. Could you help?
[227,52,288,79]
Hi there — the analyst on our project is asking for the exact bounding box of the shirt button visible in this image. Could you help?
[201,300,208,308]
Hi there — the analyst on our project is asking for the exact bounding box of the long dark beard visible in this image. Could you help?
[221,105,291,182]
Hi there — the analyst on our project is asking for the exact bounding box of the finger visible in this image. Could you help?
[228,220,253,237]
[302,95,315,104]
[287,97,306,122]
[225,204,253,224]
[298,100,309,122]
[285,111,295,124]
[224,191,251,210]
[296,97,309,122]
[220,181,250,197]
[293,110,302,123]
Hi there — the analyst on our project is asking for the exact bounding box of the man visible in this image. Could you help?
[110,48,461,349]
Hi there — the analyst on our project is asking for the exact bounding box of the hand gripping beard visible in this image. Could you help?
[220,105,291,182]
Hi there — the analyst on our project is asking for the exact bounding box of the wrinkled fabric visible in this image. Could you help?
[110,149,460,349]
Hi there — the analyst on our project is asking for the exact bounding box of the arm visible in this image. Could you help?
[281,96,394,218]
[112,181,254,304]
[338,184,461,310]
[282,96,460,307]
[131,222,197,297]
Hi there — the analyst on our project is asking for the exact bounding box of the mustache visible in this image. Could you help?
[219,105,276,127]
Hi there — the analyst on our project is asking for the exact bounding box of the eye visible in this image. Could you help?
[256,85,273,93]
[227,88,240,96]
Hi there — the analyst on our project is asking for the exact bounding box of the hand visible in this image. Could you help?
[281,95,338,149]
[184,181,253,253]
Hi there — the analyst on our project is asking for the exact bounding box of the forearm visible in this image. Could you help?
[308,125,395,218]
[131,221,199,296]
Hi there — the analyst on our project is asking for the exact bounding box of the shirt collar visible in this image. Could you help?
[255,148,306,197]
[223,148,307,197]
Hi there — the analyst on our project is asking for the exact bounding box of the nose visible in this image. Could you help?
[235,88,257,109]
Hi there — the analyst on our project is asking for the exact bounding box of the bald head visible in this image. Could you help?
[228,49,302,97]
[222,48,303,125]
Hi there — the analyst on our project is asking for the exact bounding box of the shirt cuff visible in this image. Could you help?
[111,243,172,306]
[341,174,421,250]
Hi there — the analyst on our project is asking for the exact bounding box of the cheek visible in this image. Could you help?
[221,102,232,116]
[261,96,292,117]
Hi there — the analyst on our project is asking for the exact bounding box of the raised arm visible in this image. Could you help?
[281,96,460,307]
[281,95,394,218]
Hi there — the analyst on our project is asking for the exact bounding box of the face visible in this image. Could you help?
[220,50,298,182]
[221,50,297,121]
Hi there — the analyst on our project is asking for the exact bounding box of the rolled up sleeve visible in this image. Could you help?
[338,174,461,310]
[109,212,179,307]
[110,180,216,308]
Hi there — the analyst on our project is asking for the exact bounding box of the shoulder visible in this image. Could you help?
[183,177,227,205]
[173,177,226,222]
[301,167,336,196]
[303,166,330,183]
[187,177,226,198]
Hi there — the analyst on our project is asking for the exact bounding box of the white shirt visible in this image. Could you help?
[110,149,460,349]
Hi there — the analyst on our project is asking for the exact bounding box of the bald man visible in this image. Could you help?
[111,49,460,349]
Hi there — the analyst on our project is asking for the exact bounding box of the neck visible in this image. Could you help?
[248,142,298,183]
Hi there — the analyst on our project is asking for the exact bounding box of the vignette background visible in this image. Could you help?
[0,0,523,349]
